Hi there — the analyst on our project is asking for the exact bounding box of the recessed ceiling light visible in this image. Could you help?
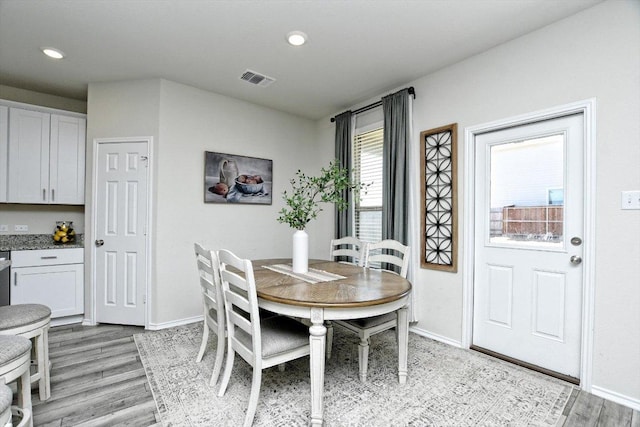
[41,47,65,59]
[286,31,307,46]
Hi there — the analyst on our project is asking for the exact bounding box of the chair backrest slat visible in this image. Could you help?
[194,243,224,326]
[365,239,411,278]
[218,249,262,360]
[330,236,366,266]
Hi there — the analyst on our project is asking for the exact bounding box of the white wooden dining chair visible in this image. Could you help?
[329,236,366,266]
[216,249,311,427]
[194,243,226,386]
[327,236,367,359]
[334,239,411,382]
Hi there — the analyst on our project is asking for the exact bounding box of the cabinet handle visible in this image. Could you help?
[52,189,55,201]
[14,272,17,286]
[43,188,46,201]
[41,256,58,260]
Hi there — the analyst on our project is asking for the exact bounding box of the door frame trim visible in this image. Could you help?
[462,99,596,391]
[90,136,154,329]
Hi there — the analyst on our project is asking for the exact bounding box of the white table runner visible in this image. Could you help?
[262,264,346,284]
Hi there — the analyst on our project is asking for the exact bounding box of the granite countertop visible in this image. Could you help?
[0,234,84,251]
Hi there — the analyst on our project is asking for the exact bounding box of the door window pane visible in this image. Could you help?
[489,134,564,249]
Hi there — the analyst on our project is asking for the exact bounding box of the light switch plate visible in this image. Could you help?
[0,225,8,232]
[621,190,640,210]
[14,225,28,232]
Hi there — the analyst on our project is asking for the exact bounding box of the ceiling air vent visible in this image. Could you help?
[240,69,276,87]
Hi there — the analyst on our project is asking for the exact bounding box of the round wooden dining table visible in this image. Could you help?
[252,259,412,426]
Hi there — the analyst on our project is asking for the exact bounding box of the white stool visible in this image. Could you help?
[0,385,11,426]
[0,336,33,427]
[0,304,52,401]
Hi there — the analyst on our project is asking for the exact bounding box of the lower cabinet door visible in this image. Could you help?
[11,263,84,318]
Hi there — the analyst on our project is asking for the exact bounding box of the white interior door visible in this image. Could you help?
[473,114,584,381]
[95,140,149,326]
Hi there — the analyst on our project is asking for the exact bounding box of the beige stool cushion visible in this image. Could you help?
[0,384,11,413]
[0,336,32,365]
[0,304,51,331]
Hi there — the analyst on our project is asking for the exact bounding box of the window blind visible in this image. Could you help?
[353,127,383,243]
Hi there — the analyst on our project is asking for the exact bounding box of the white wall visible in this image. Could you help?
[152,79,329,325]
[317,0,640,405]
[87,78,331,326]
[0,85,86,113]
[0,204,84,234]
[85,79,162,322]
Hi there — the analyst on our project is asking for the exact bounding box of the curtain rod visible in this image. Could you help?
[330,86,415,123]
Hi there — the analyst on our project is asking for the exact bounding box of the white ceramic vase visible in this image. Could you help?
[292,229,309,274]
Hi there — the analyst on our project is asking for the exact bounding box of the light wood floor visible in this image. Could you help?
[31,324,158,427]
[26,324,639,426]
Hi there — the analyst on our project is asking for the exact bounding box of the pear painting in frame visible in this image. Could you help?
[420,123,458,272]
[204,151,272,204]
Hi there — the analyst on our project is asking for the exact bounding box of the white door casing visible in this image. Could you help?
[473,114,583,379]
[463,99,596,390]
[93,138,151,326]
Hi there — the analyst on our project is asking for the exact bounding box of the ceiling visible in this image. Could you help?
[0,0,602,120]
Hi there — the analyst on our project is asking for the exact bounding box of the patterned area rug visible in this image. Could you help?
[134,323,572,426]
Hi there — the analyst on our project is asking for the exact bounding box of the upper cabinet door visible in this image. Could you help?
[50,114,86,204]
[8,108,50,203]
[0,106,7,202]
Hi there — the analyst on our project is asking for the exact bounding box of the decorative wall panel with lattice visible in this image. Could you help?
[420,124,457,272]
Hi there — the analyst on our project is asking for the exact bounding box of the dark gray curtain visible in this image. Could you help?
[382,88,410,245]
[334,111,352,239]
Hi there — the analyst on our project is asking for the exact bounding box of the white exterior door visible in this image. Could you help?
[95,139,149,326]
[472,114,584,380]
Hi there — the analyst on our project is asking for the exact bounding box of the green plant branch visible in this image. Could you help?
[277,160,368,230]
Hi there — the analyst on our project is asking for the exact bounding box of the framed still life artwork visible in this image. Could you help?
[204,151,273,204]
[420,123,458,272]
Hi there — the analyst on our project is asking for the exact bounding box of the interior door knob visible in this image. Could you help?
[570,255,582,265]
[95,239,104,247]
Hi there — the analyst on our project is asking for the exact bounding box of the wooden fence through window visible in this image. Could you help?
[490,206,563,240]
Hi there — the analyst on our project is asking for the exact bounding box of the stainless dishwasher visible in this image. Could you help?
[0,251,9,306]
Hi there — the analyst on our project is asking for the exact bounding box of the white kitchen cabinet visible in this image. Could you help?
[50,114,86,204]
[7,106,86,204]
[7,107,50,203]
[0,105,7,202]
[10,248,84,319]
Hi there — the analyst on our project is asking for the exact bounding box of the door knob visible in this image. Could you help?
[570,255,582,265]
[95,239,104,247]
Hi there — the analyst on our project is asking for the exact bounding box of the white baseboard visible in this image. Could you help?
[147,315,203,331]
[82,317,95,326]
[50,315,85,327]
[410,326,463,348]
[591,385,640,411]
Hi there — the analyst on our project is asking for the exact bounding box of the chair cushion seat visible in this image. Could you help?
[344,312,396,329]
[0,304,51,331]
[0,385,11,413]
[0,335,31,365]
[260,316,309,357]
[235,315,309,358]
